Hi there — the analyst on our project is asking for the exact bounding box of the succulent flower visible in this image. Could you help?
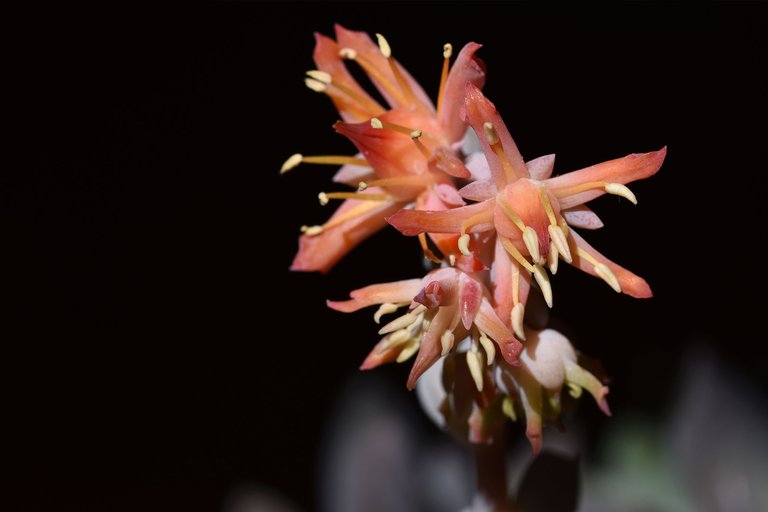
[285,27,665,453]
[388,84,666,337]
[283,25,485,272]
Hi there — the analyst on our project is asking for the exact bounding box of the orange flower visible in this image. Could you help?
[284,26,486,272]
[388,84,666,337]
[328,267,521,390]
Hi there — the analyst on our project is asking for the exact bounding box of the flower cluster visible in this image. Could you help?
[284,25,665,453]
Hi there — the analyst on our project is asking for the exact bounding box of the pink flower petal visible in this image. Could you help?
[490,237,531,326]
[464,151,492,182]
[434,183,466,207]
[475,297,522,365]
[526,153,555,181]
[387,199,495,236]
[327,277,424,312]
[313,32,384,122]
[458,272,483,330]
[291,190,404,273]
[568,229,652,298]
[332,154,375,186]
[360,336,406,370]
[407,303,458,390]
[562,205,604,230]
[334,24,435,113]
[547,147,667,209]
[438,42,486,143]
[429,147,472,179]
[334,109,439,183]
[458,179,496,202]
[464,83,529,187]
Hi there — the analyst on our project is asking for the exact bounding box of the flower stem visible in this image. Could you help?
[472,429,510,510]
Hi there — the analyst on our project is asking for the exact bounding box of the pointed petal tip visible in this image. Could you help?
[527,431,543,456]
[598,388,611,416]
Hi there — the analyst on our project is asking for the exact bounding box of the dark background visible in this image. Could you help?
[4,3,767,511]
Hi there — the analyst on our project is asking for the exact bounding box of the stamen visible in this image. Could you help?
[300,225,323,237]
[483,122,516,183]
[496,198,526,233]
[501,238,535,273]
[533,265,553,308]
[321,201,385,231]
[566,382,583,399]
[341,41,409,106]
[396,338,420,363]
[283,154,369,175]
[411,133,432,160]
[365,175,431,188]
[377,328,411,353]
[458,234,472,256]
[374,33,392,58]
[280,153,303,174]
[502,396,517,421]
[523,226,541,263]
[605,183,638,204]
[357,182,368,191]
[548,241,559,274]
[304,77,327,93]
[594,263,621,293]
[443,43,453,59]
[418,232,442,263]
[478,332,496,366]
[440,330,455,356]
[449,254,457,266]
[576,247,621,293]
[318,191,391,205]
[483,122,499,145]
[511,303,526,340]
[547,225,572,262]
[538,188,558,226]
[466,351,484,392]
[327,80,383,114]
[436,43,452,115]
[379,308,423,335]
[374,303,400,324]
[370,117,384,129]
[305,70,331,84]
[460,209,495,236]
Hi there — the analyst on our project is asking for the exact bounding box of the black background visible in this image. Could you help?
[4,3,767,511]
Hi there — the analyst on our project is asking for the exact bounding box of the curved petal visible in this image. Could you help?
[475,297,521,365]
[332,152,375,186]
[360,335,407,370]
[464,151,492,182]
[458,272,483,330]
[407,303,458,390]
[464,83,529,188]
[313,32,384,122]
[526,154,555,181]
[567,229,653,298]
[438,42,486,143]
[387,199,495,236]
[334,109,439,183]
[291,194,404,273]
[491,237,531,327]
[547,147,667,209]
[334,24,435,113]
[563,205,604,230]
[459,179,496,202]
[327,278,423,313]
